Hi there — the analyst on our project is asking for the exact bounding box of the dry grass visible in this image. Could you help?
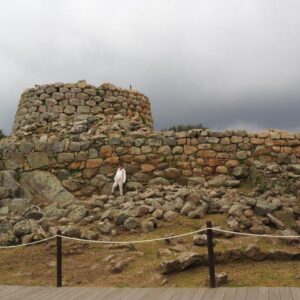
[0,214,299,288]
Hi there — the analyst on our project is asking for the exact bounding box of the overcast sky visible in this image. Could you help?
[1,0,300,134]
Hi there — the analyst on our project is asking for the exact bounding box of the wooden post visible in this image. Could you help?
[206,221,216,288]
[56,229,62,287]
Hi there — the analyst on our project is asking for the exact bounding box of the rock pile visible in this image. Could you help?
[0,168,299,246]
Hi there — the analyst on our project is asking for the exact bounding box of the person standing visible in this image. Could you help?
[111,164,126,196]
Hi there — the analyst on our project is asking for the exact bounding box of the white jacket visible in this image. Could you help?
[114,168,126,183]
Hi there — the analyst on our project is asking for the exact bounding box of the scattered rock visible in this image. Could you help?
[61,225,81,238]
[193,234,207,246]
[232,165,249,178]
[124,217,139,230]
[97,221,113,234]
[159,252,205,274]
[216,272,228,287]
[267,213,285,230]
[13,219,38,238]
[244,244,268,261]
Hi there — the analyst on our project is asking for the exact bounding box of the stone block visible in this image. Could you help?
[184,145,197,155]
[57,153,75,163]
[281,132,295,139]
[158,146,171,155]
[86,158,103,168]
[100,145,112,158]
[172,146,183,154]
[27,152,49,169]
[77,106,90,114]
[141,164,155,172]
[231,136,243,143]
[64,106,76,114]
[251,138,264,145]
[19,143,34,154]
[4,153,24,170]
[149,139,162,146]
[197,150,216,158]
[47,142,64,154]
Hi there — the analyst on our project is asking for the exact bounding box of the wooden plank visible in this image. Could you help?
[0,286,27,297]
[268,287,281,300]
[78,287,117,300]
[0,286,299,300]
[234,287,247,300]
[107,288,146,300]
[279,287,293,300]
[76,287,117,300]
[122,288,152,300]
[222,287,237,300]
[170,288,197,300]
[62,287,106,300]
[257,287,268,300]
[199,288,217,300]
[100,287,138,300]
[290,287,300,300]
[190,288,209,300]
[246,287,258,300]
[213,287,227,300]
[21,287,59,300]
[2,286,46,300]
[142,288,177,300]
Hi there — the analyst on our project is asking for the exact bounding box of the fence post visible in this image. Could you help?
[56,229,62,287]
[206,221,216,288]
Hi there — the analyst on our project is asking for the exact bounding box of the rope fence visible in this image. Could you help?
[0,223,299,288]
[0,227,299,249]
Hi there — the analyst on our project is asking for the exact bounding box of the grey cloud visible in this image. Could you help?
[1,0,300,134]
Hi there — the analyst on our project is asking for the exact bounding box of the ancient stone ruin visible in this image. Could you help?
[1,80,300,197]
[0,80,300,256]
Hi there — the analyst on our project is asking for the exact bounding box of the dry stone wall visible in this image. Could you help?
[12,80,153,136]
[1,81,300,196]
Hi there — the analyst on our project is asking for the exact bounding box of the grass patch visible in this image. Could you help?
[0,213,299,287]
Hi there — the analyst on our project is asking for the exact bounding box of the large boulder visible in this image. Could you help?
[254,200,275,216]
[0,232,18,246]
[20,170,76,203]
[193,234,207,246]
[13,219,38,238]
[180,202,196,216]
[124,217,139,230]
[23,205,44,220]
[97,221,113,234]
[0,219,12,234]
[141,218,157,233]
[0,170,32,199]
[44,204,67,220]
[164,168,181,179]
[126,182,143,191]
[67,206,87,223]
[115,211,131,226]
[207,175,230,187]
[61,225,81,238]
[159,252,205,274]
[8,198,31,214]
[266,213,285,230]
[244,244,268,261]
[148,177,170,186]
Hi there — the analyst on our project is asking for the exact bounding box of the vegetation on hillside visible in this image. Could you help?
[162,123,206,132]
[0,129,6,140]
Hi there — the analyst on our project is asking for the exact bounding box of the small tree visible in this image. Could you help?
[0,129,6,140]
[163,123,207,132]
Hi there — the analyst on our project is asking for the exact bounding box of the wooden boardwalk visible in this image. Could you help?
[0,286,299,300]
